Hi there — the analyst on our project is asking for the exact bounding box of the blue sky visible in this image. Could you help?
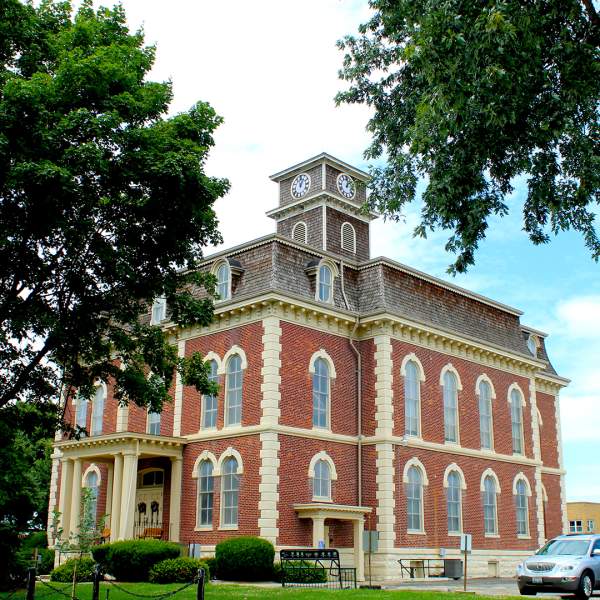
[107,0,599,502]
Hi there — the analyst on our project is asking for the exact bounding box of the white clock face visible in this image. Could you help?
[337,173,356,199]
[291,173,311,199]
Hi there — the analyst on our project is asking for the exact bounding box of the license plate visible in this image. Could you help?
[532,577,543,584]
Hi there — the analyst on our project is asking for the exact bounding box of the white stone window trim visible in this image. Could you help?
[292,221,308,244]
[481,469,501,537]
[90,381,107,436]
[309,452,337,502]
[440,364,462,446]
[211,259,232,303]
[401,354,424,439]
[340,221,357,253]
[444,465,465,535]
[219,346,248,374]
[216,447,244,476]
[513,473,532,538]
[402,457,430,486]
[201,354,221,431]
[480,468,502,493]
[315,259,339,304]
[81,463,102,486]
[541,483,548,503]
[508,383,526,456]
[475,374,495,451]
[439,363,463,389]
[150,296,167,325]
[192,451,219,477]
[193,453,217,531]
[536,406,543,427]
[309,350,336,431]
[400,353,426,381]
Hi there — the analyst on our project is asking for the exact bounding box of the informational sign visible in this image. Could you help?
[460,533,472,553]
[280,549,340,561]
[362,530,379,553]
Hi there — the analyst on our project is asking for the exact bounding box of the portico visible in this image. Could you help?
[54,433,185,543]
[294,503,372,581]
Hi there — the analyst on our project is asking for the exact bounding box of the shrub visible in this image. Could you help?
[38,549,56,575]
[215,536,274,581]
[91,539,180,581]
[50,557,96,583]
[201,556,217,579]
[149,558,210,584]
[275,561,327,584]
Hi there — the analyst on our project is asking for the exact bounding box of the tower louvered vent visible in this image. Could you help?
[292,221,307,244]
[341,222,356,253]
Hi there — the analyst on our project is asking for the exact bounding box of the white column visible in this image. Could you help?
[312,516,325,548]
[373,334,396,550]
[529,378,546,546]
[173,340,186,437]
[105,462,114,531]
[169,456,183,542]
[554,391,569,533]
[68,458,83,537]
[119,452,138,540]
[353,518,365,582]
[258,432,280,543]
[260,316,282,426]
[110,454,123,541]
[58,458,74,541]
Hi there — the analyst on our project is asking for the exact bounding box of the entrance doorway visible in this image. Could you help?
[134,468,164,539]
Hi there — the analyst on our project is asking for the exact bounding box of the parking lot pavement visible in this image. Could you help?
[384,577,565,597]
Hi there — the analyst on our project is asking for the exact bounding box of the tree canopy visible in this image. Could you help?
[0,0,227,426]
[337,0,600,273]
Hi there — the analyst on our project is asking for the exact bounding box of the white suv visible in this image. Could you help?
[517,534,600,598]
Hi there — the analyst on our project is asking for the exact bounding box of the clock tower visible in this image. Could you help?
[266,153,376,261]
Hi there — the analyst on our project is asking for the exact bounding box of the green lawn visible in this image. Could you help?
[0,581,523,600]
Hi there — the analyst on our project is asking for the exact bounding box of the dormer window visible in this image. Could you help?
[527,334,538,357]
[150,296,166,325]
[216,262,230,301]
[318,264,332,302]
[212,258,244,303]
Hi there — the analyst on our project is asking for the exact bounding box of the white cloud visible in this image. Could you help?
[556,296,600,338]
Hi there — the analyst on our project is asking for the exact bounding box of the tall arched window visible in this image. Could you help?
[197,460,214,527]
[447,471,462,533]
[510,389,524,454]
[148,409,161,435]
[225,355,243,426]
[516,479,529,536]
[404,360,420,437]
[443,371,459,443]
[478,380,493,450]
[75,396,88,432]
[318,264,333,302]
[312,358,329,428]
[406,466,423,532]
[221,457,239,527]
[216,262,230,301]
[313,460,331,500]
[84,471,99,526]
[91,385,105,436]
[483,475,498,535]
[341,222,356,253]
[202,360,219,429]
[151,296,166,325]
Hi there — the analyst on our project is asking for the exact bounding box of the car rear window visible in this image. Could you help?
[537,539,590,556]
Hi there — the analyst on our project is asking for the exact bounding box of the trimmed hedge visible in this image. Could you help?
[201,556,217,579]
[50,557,96,583]
[215,536,274,581]
[91,539,180,581]
[149,558,210,584]
[273,560,327,584]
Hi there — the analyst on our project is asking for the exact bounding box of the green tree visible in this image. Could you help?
[0,0,224,575]
[337,0,600,273]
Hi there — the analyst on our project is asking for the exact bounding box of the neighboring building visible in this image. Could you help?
[567,503,600,534]
[49,153,569,580]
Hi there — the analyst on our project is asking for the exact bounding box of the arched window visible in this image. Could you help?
[510,388,524,454]
[197,460,214,527]
[313,460,331,500]
[151,296,166,325]
[341,222,356,253]
[318,264,333,303]
[443,371,459,443]
[216,262,230,301]
[221,457,239,527]
[75,396,88,432]
[483,476,498,535]
[91,384,105,436]
[478,380,493,450]
[447,471,462,533]
[84,471,99,526]
[312,358,329,429]
[516,479,529,536]
[404,360,420,437]
[292,221,307,244]
[202,360,219,429]
[148,409,161,435]
[406,466,423,532]
[225,355,243,427]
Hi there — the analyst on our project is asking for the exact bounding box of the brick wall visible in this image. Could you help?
[542,473,563,539]
[537,391,560,468]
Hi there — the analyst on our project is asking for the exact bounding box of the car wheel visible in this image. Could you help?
[519,587,536,596]
[575,571,594,600]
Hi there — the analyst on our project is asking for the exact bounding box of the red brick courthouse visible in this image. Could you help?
[49,154,568,580]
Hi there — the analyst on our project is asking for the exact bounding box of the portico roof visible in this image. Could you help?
[294,503,372,521]
[54,432,186,460]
